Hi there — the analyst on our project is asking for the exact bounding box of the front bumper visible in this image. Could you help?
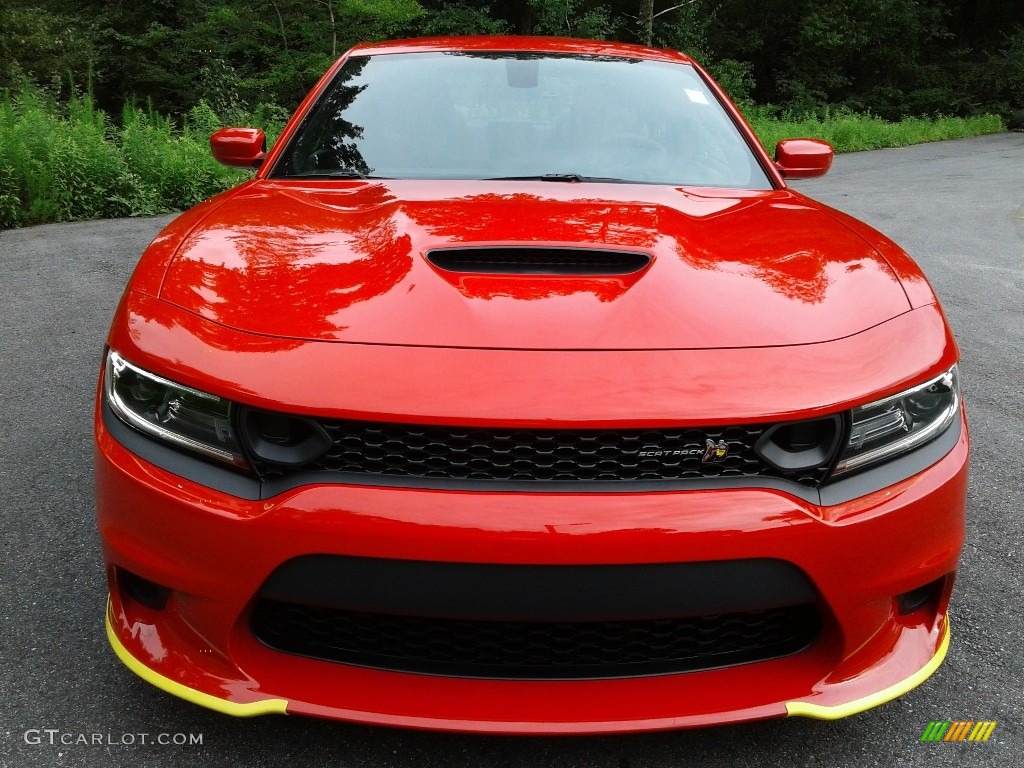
[96,408,968,734]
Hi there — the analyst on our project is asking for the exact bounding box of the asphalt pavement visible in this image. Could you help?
[1,132,1021,767]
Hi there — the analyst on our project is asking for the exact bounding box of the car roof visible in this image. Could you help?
[347,35,694,65]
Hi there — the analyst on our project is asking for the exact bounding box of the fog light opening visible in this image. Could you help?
[897,577,945,616]
[119,568,171,610]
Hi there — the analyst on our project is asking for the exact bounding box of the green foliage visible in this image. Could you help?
[413,3,508,36]
[326,0,429,54]
[652,1,714,63]
[345,0,426,27]
[527,0,611,39]
[708,59,756,107]
[960,31,1024,115]
[3,0,1023,121]
[746,108,1005,154]
[778,0,952,112]
[1,0,1019,228]
[0,82,286,229]
[197,58,250,125]
[690,0,1020,118]
[0,87,142,226]
[0,4,98,97]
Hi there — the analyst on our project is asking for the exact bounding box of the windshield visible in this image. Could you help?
[271,51,771,189]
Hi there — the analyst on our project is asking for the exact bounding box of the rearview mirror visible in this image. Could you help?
[774,139,833,178]
[210,127,267,169]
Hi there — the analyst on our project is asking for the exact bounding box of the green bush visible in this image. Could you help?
[747,109,1004,154]
[0,83,280,229]
[709,59,757,108]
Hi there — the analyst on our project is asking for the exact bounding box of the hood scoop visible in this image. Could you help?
[426,247,651,276]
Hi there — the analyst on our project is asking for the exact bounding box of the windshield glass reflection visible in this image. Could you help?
[273,52,770,189]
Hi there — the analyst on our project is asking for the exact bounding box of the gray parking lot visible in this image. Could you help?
[1,133,1021,767]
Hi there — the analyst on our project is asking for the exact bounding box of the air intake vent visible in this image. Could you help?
[251,600,819,679]
[426,247,651,275]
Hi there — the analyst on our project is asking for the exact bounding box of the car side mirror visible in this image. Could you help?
[210,127,267,169]
[774,139,834,178]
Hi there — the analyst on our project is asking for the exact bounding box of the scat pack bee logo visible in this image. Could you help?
[702,438,729,463]
[638,439,729,463]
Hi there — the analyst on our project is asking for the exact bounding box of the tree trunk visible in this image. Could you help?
[328,1,336,58]
[517,1,533,35]
[316,0,337,58]
[270,1,288,52]
[639,0,654,46]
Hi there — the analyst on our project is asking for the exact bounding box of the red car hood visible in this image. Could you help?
[160,180,910,350]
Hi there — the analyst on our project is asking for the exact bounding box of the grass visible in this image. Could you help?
[0,85,1008,229]
[0,85,284,229]
[747,107,1005,153]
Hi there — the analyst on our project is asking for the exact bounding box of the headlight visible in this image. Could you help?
[104,350,247,468]
[832,365,960,477]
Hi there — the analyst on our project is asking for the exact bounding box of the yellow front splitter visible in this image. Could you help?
[106,598,949,725]
[105,606,288,717]
[786,620,950,720]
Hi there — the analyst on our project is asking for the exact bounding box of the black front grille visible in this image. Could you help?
[248,419,831,486]
[250,600,819,679]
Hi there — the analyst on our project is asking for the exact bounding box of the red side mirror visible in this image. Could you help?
[210,127,267,169]
[774,139,834,179]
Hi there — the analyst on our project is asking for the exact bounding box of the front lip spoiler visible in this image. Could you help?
[785,619,951,720]
[105,593,950,725]
[104,599,289,718]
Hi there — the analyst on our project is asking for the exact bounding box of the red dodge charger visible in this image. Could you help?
[95,36,968,733]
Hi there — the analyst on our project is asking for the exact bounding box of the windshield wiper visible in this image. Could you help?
[285,170,391,180]
[484,173,630,183]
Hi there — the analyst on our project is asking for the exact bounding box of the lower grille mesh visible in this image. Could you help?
[250,600,819,679]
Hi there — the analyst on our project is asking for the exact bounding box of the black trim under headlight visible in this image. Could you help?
[831,365,960,477]
[104,350,248,468]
